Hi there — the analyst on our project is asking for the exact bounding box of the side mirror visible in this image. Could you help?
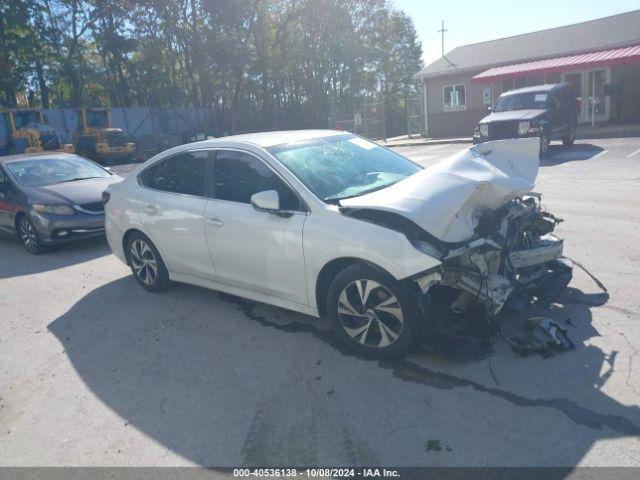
[487,106,493,112]
[251,190,279,212]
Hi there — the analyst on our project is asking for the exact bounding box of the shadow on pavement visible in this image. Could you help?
[0,235,110,280]
[541,143,604,166]
[48,275,640,466]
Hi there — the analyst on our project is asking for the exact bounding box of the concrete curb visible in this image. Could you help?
[382,138,472,148]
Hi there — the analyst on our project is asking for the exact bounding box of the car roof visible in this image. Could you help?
[0,152,82,165]
[500,83,570,96]
[189,129,348,149]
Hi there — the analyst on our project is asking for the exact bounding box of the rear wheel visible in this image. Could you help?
[126,232,170,292]
[17,215,45,254]
[326,264,416,357]
[562,124,576,146]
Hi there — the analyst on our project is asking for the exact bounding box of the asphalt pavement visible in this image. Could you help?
[1,137,639,468]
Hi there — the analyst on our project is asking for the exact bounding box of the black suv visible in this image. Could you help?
[473,83,578,156]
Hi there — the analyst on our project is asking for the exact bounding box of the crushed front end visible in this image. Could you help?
[432,194,572,317]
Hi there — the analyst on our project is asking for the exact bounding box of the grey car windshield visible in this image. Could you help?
[494,92,548,112]
[268,134,421,202]
[6,157,111,187]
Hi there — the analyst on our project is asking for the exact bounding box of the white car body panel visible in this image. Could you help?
[105,132,551,321]
[203,199,309,305]
[340,137,540,243]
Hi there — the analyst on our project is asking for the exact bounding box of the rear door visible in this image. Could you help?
[203,149,309,305]
[136,150,214,279]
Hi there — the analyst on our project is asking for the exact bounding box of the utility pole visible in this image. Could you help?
[438,20,447,57]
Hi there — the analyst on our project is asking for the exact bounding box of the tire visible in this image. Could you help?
[562,124,576,146]
[326,264,416,357]
[126,232,171,292]
[539,132,550,157]
[16,215,46,254]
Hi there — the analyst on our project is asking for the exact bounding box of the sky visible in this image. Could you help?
[392,0,640,67]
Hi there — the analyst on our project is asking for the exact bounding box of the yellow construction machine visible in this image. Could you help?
[75,108,135,164]
[1,109,74,156]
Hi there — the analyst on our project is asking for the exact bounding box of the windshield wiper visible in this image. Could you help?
[58,176,104,183]
[324,182,398,203]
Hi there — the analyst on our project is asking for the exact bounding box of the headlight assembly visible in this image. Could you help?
[32,204,76,215]
[479,124,489,137]
[518,121,531,135]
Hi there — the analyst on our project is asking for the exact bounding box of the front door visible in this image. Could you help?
[136,150,214,279]
[204,149,309,306]
[0,168,17,234]
[586,69,609,123]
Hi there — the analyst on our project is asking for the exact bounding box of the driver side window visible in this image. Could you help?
[212,150,303,211]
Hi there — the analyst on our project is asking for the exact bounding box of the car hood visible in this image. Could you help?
[340,137,540,243]
[480,109,546,123]
[26,175,122,206]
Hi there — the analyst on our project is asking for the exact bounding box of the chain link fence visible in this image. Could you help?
[329,92,424,140]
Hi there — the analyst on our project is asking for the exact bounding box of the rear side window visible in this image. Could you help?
[139,151,208,197]
[0,168,7,199]
[213,150,303,211]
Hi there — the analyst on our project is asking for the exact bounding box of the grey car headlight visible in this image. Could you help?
[518,121,531,135]
[32,204,76,216]
[479,124,489,137]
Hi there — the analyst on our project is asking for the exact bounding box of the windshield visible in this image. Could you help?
[6,157,111,187]
[268,134,421,202]
[86,110,109,128]
[13,111,42,129]
[494,92,549,112]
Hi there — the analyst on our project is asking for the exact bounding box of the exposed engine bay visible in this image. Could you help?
[414,193,572,316]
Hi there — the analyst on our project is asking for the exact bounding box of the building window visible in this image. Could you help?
[527,74,544,86]
[545,72,561,84]
[500,78,514,94]
[443,84,466,112]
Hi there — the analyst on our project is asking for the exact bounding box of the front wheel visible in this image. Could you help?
[126,232,171,292]
[326,264,416,357]
[539,132,550,157]
[17,215,46,254]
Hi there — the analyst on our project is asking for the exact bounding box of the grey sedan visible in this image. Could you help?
[0,153,121,254]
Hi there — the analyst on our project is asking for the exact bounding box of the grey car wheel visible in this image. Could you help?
[337,279,404,348]
[127,233,170,291]
[327,264,416,357]
[17,215,44,254]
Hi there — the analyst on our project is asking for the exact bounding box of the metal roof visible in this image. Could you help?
[473,44,640,83]
[415,10,640,80]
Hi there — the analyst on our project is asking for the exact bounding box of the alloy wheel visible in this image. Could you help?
[337,279,404,348]
[130,239,158,286]
[18,217,38,253]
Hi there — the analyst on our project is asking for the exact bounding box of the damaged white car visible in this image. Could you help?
[105,130,571,357]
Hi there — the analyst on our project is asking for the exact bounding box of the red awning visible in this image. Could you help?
[472,44,640,83]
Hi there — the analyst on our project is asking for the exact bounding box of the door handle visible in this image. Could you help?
[144,204,158,215]
[206,217,224,227]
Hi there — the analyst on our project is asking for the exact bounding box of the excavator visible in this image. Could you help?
[0,109,74,156]
[75,108,135,164]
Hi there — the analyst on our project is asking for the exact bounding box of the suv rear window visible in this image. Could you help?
[494,92,548,112]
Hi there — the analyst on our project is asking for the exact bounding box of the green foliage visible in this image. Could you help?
[0,0,423,132]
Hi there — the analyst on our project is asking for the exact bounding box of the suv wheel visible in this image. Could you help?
[126,232,170,292]
[562,125,576,146]
[326,264,416,357]
[539,132,550,157]
[17,215,45,254]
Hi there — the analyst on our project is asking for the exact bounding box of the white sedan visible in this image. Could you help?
[104,130,569,356]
